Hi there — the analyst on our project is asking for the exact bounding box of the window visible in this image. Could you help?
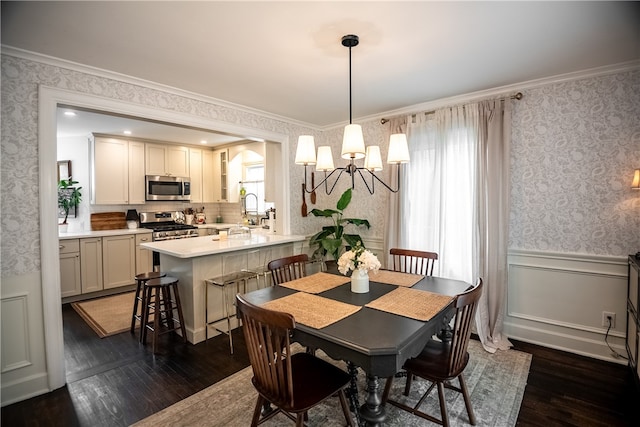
[242,163,265,214]
[401,111,476,282]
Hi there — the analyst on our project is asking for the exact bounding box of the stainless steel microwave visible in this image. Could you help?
[145,175,191,201]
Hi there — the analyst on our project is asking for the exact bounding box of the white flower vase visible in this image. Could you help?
[351,268,370,293]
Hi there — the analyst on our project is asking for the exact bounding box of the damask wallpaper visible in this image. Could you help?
[510,70,640,256]
[1,53,638,279]
[0,54,387,277]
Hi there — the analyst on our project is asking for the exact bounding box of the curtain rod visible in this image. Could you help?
[380,92,523,125]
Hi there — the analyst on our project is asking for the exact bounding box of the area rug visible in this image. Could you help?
[71,292,135,338]
[131,340,532,426]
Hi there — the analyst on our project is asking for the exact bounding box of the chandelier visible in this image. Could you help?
[295,34,410,195]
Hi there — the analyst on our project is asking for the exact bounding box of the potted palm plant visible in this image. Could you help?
[58,177,82,232]
[308,188,371,262]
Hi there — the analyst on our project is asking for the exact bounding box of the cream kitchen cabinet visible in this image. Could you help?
[80,237,103,293]
[59,239,81,297]
[212,148,240,202]
[145,143,190,177]
[212,148,227,201]
[63,232,144,298]
[135,233,153,275]
[128,141,146,204]
[102,235,136,289]
[91,136,129,204]
[189,148,216,203]
[91,135,145,205]
[202,149,215,202]
[189,148,203,203]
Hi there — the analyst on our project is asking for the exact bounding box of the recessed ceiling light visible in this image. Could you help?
[200,140,207,144]
[64,111,76,117]
[123,130,132,135]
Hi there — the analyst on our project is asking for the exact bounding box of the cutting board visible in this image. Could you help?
[91,212,127,230]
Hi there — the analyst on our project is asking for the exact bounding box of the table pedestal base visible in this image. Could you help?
[360,375,385,426]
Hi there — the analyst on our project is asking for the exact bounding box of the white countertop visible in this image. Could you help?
[59,228,152,240]
[140,233,305,258]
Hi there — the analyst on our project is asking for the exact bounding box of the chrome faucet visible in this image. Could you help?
[242,193,259,223]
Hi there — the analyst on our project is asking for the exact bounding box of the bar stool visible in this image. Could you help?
[246,248,273,289]
[205,253,258,354]
[131,271,166,340]
[141,276,187,354]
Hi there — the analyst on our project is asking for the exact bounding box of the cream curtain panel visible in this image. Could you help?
[383,117,407,265]
[384,99,512,352]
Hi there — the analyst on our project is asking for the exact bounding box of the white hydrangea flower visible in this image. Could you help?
[337,245,380,276]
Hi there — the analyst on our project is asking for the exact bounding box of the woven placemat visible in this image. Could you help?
[369,270,424,287]
[279,272,349,294]
[365,287,453,321]
[261,292,361,329]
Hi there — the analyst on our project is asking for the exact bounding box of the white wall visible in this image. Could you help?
[57,135,90,232]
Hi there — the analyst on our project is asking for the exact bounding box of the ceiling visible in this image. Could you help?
[2,1,639,142]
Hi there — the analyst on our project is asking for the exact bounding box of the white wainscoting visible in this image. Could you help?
[1,271,50,406]
[505,249,629,364]
[1,293,32,373]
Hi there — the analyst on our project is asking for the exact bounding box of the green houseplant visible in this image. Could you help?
[308,188,370,261]
[58,177,82,225]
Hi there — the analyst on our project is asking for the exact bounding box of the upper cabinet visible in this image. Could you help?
[212,148,241,203]
[84,135,267,206]
[128,141,146,204]
[90,135,145,205]
[145,143,189,177]
[189,148,203,203]
[202,150,215,203]
[91,136,129,205]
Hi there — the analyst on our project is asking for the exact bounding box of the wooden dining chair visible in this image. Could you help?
[235,294,354,427]
[390,248,438,276]
[267,254,309,285]
[382,278,483,427]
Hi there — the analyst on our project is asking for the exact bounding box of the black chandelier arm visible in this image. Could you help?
[361,164,402,193]
[302,163,403,195]
[302,165,343,195]
[354,168,375,195]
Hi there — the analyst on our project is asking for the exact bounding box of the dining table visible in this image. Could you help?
[240,269,471,426]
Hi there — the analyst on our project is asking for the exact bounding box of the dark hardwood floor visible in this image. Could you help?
[2,304,638,426]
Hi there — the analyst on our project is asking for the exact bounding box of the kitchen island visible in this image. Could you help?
[141,232,305,344]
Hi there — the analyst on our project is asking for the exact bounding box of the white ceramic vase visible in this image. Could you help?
[351,268,370,293]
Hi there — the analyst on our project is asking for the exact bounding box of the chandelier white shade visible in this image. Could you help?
[296,34,409,195]
[316,146,336,171]
[364,146,383,172]
[294,135,316,165]
[341,124,366,160]
[388,134,410,164]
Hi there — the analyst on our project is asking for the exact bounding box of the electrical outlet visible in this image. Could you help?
[602,311,616,328]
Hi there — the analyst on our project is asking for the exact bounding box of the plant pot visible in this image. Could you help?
[350,268,370,293]
[59,223,69,233]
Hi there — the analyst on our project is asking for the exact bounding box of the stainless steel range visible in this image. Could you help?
[139,211,199,241]
[140,211,199,268]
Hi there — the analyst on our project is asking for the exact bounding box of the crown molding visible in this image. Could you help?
[1,45,321,131]
[3,45,638,133]
[352,59,640,130]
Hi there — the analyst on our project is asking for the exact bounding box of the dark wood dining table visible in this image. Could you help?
[241,272,471,426]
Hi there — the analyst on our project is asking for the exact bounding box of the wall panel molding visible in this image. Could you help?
[506,249,628,363]
[1,293,32,373]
